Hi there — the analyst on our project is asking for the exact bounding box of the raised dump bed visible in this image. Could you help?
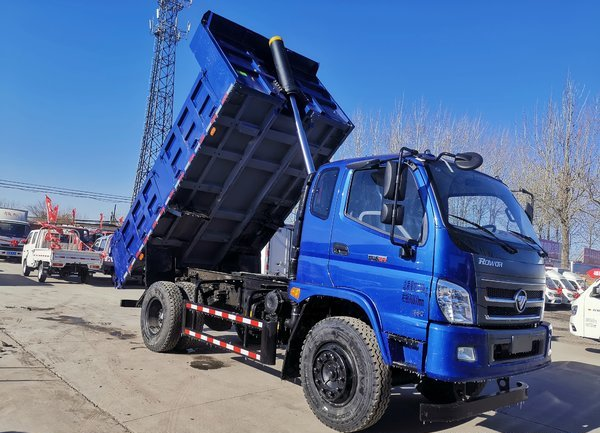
[112,11,353,287]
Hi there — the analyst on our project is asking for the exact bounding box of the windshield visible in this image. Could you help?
[427,159,541,248]
[560,278,576,292]
[0,222,30,238]
[545,277,558,289]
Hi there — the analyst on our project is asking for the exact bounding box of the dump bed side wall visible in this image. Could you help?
[112,11,353,287]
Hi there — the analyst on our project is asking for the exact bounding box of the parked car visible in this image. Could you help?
[544,276,562,306]
[570,279,600,341]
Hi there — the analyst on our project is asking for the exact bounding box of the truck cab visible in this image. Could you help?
[288,153,551,385]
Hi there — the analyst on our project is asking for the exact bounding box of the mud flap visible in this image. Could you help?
[420,381,528,423]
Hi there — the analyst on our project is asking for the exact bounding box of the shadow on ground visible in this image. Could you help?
[0,272,54,287]
[365,361,600,433]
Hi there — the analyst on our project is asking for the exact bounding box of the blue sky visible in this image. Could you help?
[0,1,598,218]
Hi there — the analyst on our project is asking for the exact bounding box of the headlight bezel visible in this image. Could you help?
[436,279,474,325]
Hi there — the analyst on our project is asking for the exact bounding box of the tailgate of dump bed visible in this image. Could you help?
[112,11,353,287]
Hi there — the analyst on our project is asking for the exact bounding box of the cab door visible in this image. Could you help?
[23,231,38,267]
[328,165,435,343]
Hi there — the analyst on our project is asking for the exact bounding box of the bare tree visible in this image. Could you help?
[524,78,599,267]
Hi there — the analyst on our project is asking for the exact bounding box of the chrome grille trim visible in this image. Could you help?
[477,275,545,326]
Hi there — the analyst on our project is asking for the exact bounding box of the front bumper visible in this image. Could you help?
[545,296,562,304]
[0,248,22,257]
[425,321,551,382]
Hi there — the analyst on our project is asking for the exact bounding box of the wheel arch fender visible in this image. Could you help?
[282,287,390,381]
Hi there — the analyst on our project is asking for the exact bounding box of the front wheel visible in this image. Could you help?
[22,258,31,276]
[300,316,391,432]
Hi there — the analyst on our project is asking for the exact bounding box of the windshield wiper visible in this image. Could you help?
[508,230,548,258]
[448,214,518,254]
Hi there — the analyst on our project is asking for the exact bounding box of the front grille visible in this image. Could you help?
[477,276,545,326]
[487,306,542,317]
[487,287,544,300]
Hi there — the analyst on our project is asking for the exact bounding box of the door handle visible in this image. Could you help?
[333,242,349,256]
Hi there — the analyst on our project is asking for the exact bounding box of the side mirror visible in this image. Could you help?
[524,202,534,222]
[381,203,405,225]
[383,160,408,201]
[455,152,483,170]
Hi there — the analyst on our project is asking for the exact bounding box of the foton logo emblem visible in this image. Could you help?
[514,289,528,313]
[478,258,503,268]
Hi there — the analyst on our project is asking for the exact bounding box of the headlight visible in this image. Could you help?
[571,305,578,316]
[436,279,473,324]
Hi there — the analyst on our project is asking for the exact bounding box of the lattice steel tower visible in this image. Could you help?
[132,0,192,201]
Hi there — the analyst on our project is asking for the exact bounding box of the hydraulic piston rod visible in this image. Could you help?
[269,36,315,175]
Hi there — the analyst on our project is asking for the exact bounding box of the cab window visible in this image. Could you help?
[311,168,339,220]
[345,167,425,242]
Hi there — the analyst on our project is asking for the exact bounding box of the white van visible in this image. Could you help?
[546,269,578,304]
[570,280,600,341]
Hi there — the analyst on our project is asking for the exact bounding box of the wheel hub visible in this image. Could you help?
[147,298,164,335]
[312,344,354,405]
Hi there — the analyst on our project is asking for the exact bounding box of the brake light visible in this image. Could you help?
[574,292,580,299]
[556,288,563,295]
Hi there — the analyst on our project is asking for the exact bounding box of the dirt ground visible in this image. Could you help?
[1,259,599,433]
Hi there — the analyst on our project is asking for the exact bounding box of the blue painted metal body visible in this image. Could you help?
[292,156,551,381]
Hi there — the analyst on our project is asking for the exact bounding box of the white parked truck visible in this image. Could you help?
[570,280,600,341]
[21,227,102,283]
[0,208,30,259]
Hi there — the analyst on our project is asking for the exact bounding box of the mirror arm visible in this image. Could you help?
[389,147,417,250]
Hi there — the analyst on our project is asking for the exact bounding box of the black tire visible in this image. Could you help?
[22,258,31,276]
[37,262,47,283]
[79,269,90,284]
[59,269,70,279]
[417,378,486,404]
[300,316,391,432]
[140,281,184,352]
[174,281,204,351]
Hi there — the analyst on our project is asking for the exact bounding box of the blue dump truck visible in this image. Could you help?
[112,11,552,432]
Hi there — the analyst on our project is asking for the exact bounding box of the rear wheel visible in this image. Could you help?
[37,262,47,283]
[22,258,31,276]
[79,268,90,284]
[300,317,391,432]
[140,281,184,352]
[417,378,486,404]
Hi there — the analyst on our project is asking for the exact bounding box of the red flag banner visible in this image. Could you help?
[45,195,59,223]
